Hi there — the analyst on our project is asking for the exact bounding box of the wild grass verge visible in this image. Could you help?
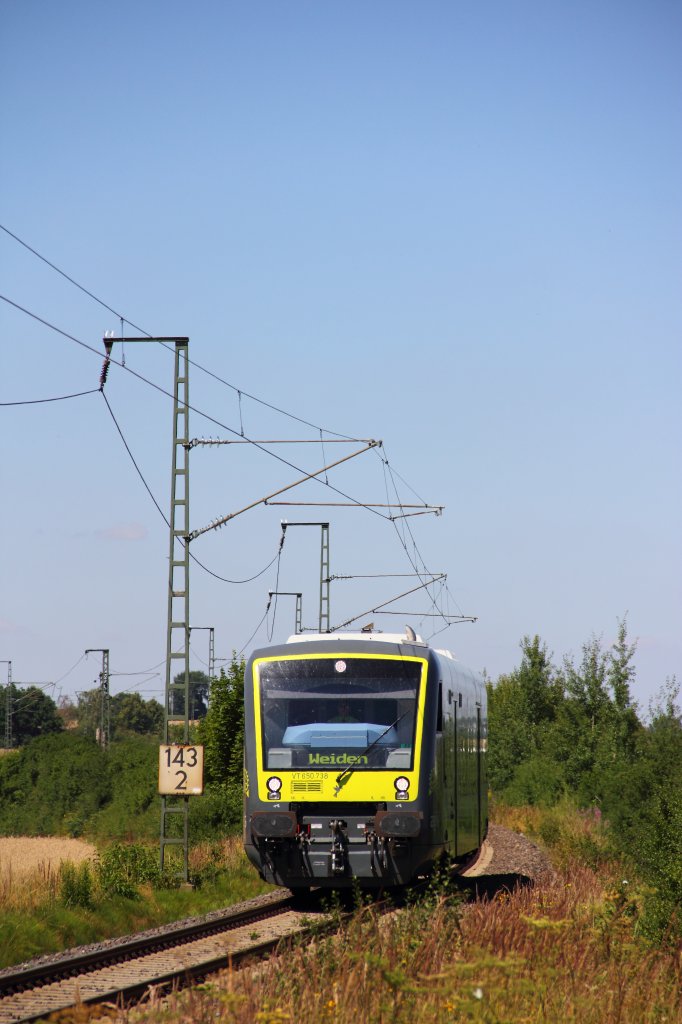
[0,837,273,969]
[125,808,681,1024]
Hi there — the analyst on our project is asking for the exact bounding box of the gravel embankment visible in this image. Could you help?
[463,824,553,882]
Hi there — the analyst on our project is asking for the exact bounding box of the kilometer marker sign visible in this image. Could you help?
[159,745,204,795]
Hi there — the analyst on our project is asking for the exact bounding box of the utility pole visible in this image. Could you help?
[85,649,110,748]
[160,339,191,880]
[283,522,330,632]
[1,661,12,748]
[268,592,303,634]
[99,335,194,881]
[190,625,215,680]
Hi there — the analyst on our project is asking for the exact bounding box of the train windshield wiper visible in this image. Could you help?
[334,710,410,793]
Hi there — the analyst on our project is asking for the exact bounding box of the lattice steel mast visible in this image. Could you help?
[1,661,12,748]
[99,335,192,880]
[85,648,110,748]
[160,339,191,879]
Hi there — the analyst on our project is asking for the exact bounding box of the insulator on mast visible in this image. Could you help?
[99,340,113,390]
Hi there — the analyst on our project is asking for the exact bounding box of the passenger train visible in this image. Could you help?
[243,628,487,890]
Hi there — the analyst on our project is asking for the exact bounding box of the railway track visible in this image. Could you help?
[0,827,545,1024]
[0,889,336,1024]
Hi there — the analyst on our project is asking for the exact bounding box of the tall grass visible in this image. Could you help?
[144,866,680,1024]
[0,837,273,969]
[0,858,61,913]
[492,795,612,871]
[131,808,681,1024]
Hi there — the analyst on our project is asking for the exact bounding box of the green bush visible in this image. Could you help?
[60,861,95,909]
[188,782,243,841]
[0,733,111,835]
[502,755,565,807]
[98,842,167,899]
[87,737,159,840]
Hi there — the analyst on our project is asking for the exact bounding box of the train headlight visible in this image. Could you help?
[266,776,282,796]
[394,776,410,793]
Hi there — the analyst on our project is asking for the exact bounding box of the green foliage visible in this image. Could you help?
[171,670,210,719]
[532,801,610,871]
[199,654,245,786]
[489,619,642,809]
[604,680,682,943]
[501,754,565,807]
[489,621,682,942]
[556,622,641,804]
[0,684,63,746]
[97,842,169,898]
[60,861,95,909]
[0,733,159,840]
[0,717,244,844]
[0,733,111,834]
[87,736,159,839]
[188,781,244,841]
[487,635,563,795]
[76,688,163,742]
[111,692,163,737]
[75,687,106,741]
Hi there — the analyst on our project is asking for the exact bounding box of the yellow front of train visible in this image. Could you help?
[250,648,428,806]
[243,635,436,889]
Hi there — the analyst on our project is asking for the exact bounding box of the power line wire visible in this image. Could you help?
[239,605,271,657]
[0,222,358,440]
[377,443,470,630]
[0,227,467,627]
[102,391,288,585]
[1,293,390,523]
[54,653,87,685]
[0,227,446,546]
[0,389,99,406]
[0,222,150,335]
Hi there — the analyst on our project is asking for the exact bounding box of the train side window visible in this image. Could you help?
[437,683,443,732]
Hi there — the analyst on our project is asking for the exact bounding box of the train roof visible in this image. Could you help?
[285,630,428,647]
[248,632,484,696]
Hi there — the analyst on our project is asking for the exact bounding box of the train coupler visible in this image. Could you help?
[329,819,348,875]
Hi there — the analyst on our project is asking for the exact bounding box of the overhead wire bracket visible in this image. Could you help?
[189,440,380,540]
[330,574,448,632]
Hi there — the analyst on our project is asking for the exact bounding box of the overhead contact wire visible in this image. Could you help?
[0,389,99,406]
[102,392,290,586]
[0,294,386,522]
[0,223,357,439]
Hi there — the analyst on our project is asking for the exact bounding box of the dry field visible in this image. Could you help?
[0,837,97,910]
[0,837,97,878]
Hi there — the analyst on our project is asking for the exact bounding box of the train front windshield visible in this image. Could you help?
[257,656,422,772]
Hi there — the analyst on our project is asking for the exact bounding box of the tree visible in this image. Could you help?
[171,670,210,720]
[606,617,640,761]
[488,621,642,808]
[0,684,63,746]
[57,695,79,730]
[111,692,163,737]
[0,732,110,835]
[605,678,682,942]
[556,620,641,804]
[76,687,105,741]
[199,654,245,786]
[487,635,563,797]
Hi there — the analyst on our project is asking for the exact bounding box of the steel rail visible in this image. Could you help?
[0,889,316,1023]
[0,845,495,1024]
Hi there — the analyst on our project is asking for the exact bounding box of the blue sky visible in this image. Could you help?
[1,1,680,712]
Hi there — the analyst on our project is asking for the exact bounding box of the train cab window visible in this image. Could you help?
[437,682,443,733]
[256,656,423,771]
